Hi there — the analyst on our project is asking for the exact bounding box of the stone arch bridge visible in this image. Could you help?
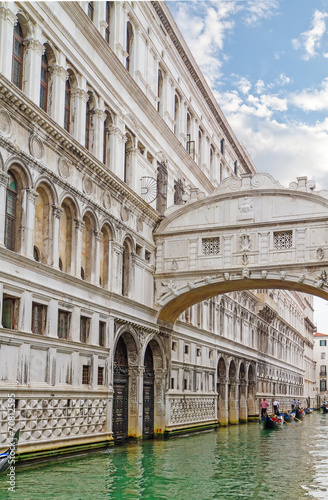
[154,173,328,325]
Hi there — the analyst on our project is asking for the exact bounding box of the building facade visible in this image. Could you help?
[313,332,328,400]
[0,1,315,457]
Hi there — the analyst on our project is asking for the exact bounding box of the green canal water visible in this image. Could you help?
[1,412,328,499]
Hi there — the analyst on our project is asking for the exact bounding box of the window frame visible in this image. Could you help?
[12,22,24,89]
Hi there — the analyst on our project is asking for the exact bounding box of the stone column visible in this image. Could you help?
[74,218,84,278]
[154,368,165,435]
[52,205,63,269]
[70,85,88,145]
[19,290,32,333]
[112,242,123,294]
[48,61,68,127]
[247,382,257,418]
[94,229,102,286]
[218,377,229,426]
[47,299,58,338]
[23,36,44,105]
[239,380,247,423]
[0,6,16,80]
[229,381,239,424]
[128,366,142,439]
[0,171,9,247]
[109,121,125,178]
[22,188,38,259]
[92,106,106,162]
[113,1,126,64]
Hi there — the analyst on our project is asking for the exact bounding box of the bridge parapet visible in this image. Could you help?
[154,173,328,324]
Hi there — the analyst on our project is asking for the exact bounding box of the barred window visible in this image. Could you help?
[99,321,106,347]
[82,365,90,385]
[202,237,220,255]
[98,367,104,385]
[273,231,292,249]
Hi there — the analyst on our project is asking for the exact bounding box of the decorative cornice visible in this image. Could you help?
[0,74,159,224]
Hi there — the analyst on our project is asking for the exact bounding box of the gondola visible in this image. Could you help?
[0,430,19,474]
[321,405,328,414]
[295,407,306,419]
[282,412,295,423]
[262,414,284,430]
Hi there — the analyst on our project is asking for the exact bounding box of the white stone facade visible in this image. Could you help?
[0,1,315,455]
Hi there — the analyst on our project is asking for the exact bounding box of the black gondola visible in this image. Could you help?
[295,407,305,419]
[262,415,284,429]
[321,405,328,414]
[283,412,295,423]
[0,430,19,474]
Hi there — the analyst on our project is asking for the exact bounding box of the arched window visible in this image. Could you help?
[4,173,17,251]
[40,53,49,111]
[157,69,163,113]
[12,22,24,89]
[126,21,134,72]
[88,2,94,21]
[64,79,71,132]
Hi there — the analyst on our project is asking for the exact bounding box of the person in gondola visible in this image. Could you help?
[291,399,296,411]
[260,398,269,419]
[273,399,279,415]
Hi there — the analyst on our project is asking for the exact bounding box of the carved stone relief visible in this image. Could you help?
[29,134,44,159]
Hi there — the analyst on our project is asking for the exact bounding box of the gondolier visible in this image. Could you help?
[273,399,279,415]
[260,398,269,418]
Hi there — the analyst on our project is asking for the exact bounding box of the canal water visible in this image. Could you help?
[1,412,328,499]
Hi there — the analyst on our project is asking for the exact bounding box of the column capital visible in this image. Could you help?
[48,64,68,81]
[71,88,88,103]
[23,38,44,56]
[74,218,85,232]
[0,171,10,188]
[52,204,64,219]
[23,188,39,204]
[94,229,103,242]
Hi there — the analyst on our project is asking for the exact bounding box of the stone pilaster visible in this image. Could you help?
[0,6,16,80]
[48,63,68,126]
[52,205,63,269]
[22,188,38,259]
[23,36,44,105]
[218,377,229,426]
[74,218,84,278]
[0,171,9,247]
[229,381,239,424]
[94,229,102,286]
[70,86,88,144]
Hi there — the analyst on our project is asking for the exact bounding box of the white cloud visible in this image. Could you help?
[242,0,280,26]
[235,76,252,94]
[292,10,328,60]
[276,73,291,86]
[292,77,328,111]
[255,80,266,93]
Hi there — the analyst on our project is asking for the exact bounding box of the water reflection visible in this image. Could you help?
[1,413,328,499]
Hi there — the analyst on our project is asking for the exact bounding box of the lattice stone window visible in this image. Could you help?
[202,237,220,255]
[273,231,292,249]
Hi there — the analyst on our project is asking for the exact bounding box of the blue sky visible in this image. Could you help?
[168,0,328,332]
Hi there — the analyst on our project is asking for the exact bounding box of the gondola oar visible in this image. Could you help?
[283,420,296,430]
[293,416,302,423]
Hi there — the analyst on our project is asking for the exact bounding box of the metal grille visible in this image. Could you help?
[82,365,90,385]
[273,231,292,249]
[98,367,104,385]
[202,238,220,255]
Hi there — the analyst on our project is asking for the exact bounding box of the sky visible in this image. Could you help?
[168,0,328,332]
